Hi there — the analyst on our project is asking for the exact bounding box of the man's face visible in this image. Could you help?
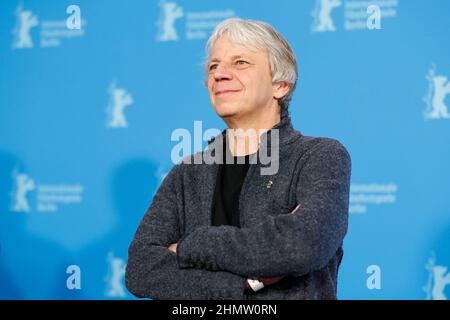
[207,36,276,120]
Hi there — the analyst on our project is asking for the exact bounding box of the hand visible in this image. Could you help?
[244,204,300,291]
[168,242,177,253]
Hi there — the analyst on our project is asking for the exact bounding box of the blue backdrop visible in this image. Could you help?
[1,0,449,300]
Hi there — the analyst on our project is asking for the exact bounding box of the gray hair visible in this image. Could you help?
[204,18,298,114]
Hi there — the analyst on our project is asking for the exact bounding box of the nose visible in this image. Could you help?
[213,63,233,81]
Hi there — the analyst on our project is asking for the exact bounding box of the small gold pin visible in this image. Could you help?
[266,180,273,188]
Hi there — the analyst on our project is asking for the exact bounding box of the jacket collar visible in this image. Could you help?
[207,113,301,150]
[259,113,301,148]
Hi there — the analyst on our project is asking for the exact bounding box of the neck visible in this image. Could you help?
[223,108,281,157]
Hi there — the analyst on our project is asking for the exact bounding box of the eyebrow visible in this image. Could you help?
[209,55,251,64]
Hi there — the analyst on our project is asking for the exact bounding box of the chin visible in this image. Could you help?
[213,103,242,118]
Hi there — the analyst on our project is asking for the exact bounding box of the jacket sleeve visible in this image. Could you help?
[176,139,351,279]
[125,163,246,300]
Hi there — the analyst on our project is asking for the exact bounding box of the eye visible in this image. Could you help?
[235,60,248,65]
[209,64,218,71]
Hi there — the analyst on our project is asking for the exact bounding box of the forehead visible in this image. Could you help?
[208,36,263,61]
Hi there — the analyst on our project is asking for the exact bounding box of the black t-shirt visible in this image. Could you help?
[211,135,256,227]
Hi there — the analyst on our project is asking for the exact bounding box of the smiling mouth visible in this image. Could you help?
[215,89,241,96]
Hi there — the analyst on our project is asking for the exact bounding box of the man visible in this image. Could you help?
[126,18,351,300]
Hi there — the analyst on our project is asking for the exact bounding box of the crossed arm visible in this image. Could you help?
[173,140,351,279]
[166,204,300,289]
[126,139,351,299]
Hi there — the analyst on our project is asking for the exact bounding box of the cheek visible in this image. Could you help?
[207,78,214,93]
[241,76,264,99]
[254,75,273,97]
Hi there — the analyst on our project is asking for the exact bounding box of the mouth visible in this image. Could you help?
[215,89,241,96]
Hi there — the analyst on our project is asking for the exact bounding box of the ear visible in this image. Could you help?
[273,82,290,100]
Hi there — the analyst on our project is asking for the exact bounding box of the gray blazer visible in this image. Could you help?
[126,115,352,300]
